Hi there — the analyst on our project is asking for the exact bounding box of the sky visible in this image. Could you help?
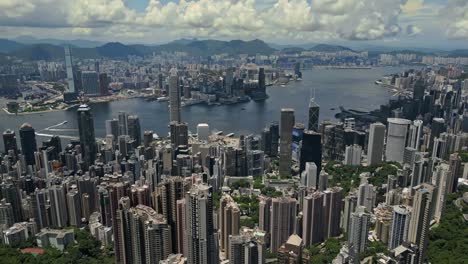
[0,0,467,50]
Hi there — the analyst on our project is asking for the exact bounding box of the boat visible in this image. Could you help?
[215,131,223,135]
[375,80,383,85]
[226,133,235,137]
[157,97,169,102]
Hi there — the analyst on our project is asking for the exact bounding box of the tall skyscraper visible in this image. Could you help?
[323,187,342,239]
[66,189,82,227]
[357,180,375,212]
[348,206,370,260]
[341,193,357,233]
[197,123,210,141]
[302,191,324,246]
[299,130,322,174]
[279,109,295,177]
[386,118,411,163]
[98,72,109,96]
[117,203,172,264]
[127,115,141,147]
[308,98,320,131]
[219,194,240,259]
[3,129,18,155]
[225,68,234,95]
[19,123,37,166]
[270,122,279,156]
[344,144,362,165]
[184,183,218,264]
[258,67,266,95]
[64,46,76,93]
[270,197,297,252]
[48,184,68,228]
[367,122,386,166]
[77,104,96,166]
[118,111,128,136]
[105,119,119,141]
[0,181,23,223]
[301,162,318,188]
[169,68,181,123]
[388,205,411,250]
[408,184,435,264]
[81,71,100,95]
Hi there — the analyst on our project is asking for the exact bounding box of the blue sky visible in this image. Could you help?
[0,0,466,49]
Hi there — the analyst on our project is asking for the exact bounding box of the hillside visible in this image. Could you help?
[310,44,353,52]
[0,39,24,53]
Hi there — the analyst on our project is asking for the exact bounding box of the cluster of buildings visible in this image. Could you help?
[0,61,467,264]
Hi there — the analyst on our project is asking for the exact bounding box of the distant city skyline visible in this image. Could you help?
[0,0,467,50]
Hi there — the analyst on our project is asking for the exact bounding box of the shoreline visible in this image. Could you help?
[2,104,79,116]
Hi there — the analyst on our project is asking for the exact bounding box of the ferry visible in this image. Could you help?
[157,97,169,102]
[375,80,383,85]
[226,133,235,137]
[215,131,223,135]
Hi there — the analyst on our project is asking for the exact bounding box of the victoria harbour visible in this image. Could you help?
[0,67,403,148]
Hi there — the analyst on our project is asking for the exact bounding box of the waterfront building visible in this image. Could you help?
[279,108,295,177]
[81,71,100,96]
[77,104,97,167]
[169,68,181,123]
[19,123,37,166]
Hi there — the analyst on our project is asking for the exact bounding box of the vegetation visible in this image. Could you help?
[358,240,388,260]
[325,162,400,195]
[233,195,259,228]
[260,186,283,198]
[0,228,114,264]
[229,179,250,189]
[428,186,468,264]
[305,237,343,264]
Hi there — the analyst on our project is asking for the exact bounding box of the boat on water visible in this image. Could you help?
[226,133,235,137]
[157,97,169,102]
[375,80,383,85]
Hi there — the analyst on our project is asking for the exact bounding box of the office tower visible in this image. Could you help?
[322,123,345,161]
[318,171,329,191]
[277,234,303,264]
[77,104,97,166]
[429,117,446,150]
[118,111,128,136]
[344,144,362,165]
[299,130,322,173]
[357,180,375,212]
[66,189,82,227]
[0,181,23,223]
[261,127,272,156]
[105,119,119,141]
[386,118,411,163]
[348,206,370,259]
[388,205,411,250]
[259,196,271,233]
[0,199,14,228]
[269,122,279,156]
[19,123,37,166]
[447,153,462,193]
[279,109,295,177]
[127,115,141,146]
[170,122,189,148]
[81,71,100,95]
[197,123,210,141]
[302,162,317,188]
[219,194,240,258]
[3,129,17,155]
[48,185,68,228]
[323,187,342,239]
[431,164,449,222]
[302,191,324,246]
[408,120,423,150]
[229,234,260,264]
[225,68,234,95]
[247,150,264,177]
[185,184,218,264]
[258,67,266,95]
[169,68,181,123]
[98,73,109,96]
[117,204,172,264]
[308,98,320,131]
[64,46,76,93]
[408,184,434,264]
[270,197,297,252]
[367,122,386,166]
[341,193,357,233]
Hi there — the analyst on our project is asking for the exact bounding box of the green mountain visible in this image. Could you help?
[310,44,353,52]
[0,39,24,53]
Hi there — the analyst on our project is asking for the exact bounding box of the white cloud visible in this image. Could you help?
[442,0,468,39]
[0,0,415,42]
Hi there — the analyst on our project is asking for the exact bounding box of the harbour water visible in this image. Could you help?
[0,67,407,149]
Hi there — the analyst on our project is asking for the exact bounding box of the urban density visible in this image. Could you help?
[0,1,468,264]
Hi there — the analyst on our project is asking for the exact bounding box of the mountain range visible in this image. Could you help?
[1,37,467,61]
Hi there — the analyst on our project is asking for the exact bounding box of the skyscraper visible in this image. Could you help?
[367,122,386,166]
[270,197,297,252]
[64,46,76,93]
[81,71,100,95]
[3,129,18,155]
[225,68,233,95]
[302,191,324,246]
[323,187,342,239]
[170,122,189,148]
[308,98,320,131]
[66,189,82,227]
[344,144,362,165]
[169,68,181,123]
[299,130,322,174]
[19,123,37,166]
[219,194,240,259]
[258,67,266,95]
[105,119,119,141]
[184,184,218,264]
[118,111,128,136]
[48,184,68,228]
[408,184,434,264]
[77,104,96,166]
[127,115,141,147]
[279,109,295,177]
[388,205,411,250]
[98,72,109,96]
[386,118,411,163]
[348,206,370,260]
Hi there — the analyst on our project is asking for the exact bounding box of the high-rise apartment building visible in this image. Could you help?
[270,197,297,252]
[388,205,411,250]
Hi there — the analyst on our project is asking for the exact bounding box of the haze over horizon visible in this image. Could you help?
[0,0,467,50]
